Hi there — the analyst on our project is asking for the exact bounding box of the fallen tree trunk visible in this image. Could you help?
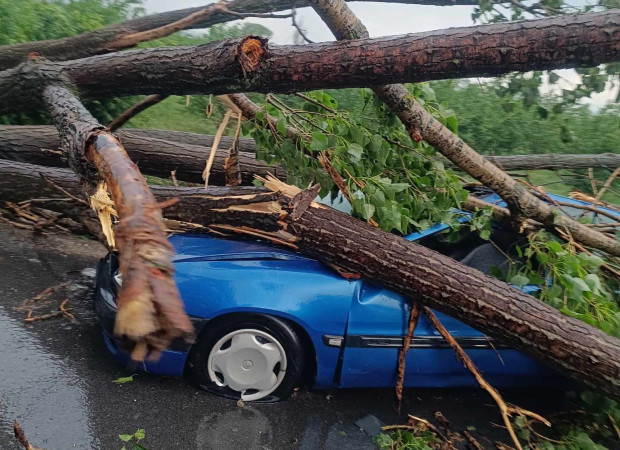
[1,160,618,400]
[3,126,617,178]
[0,0,517,71]
[0,125,286,185]
[42,84,193,359]
[1,11,618,113]
[0,159,274,226]
[443,153,620,172]
[308,0,620,256]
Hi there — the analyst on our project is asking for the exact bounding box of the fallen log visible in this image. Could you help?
[443,153,620,172]
[1,160,619,400]
[0,160,273,228]
[0,0,521,71]
[2,126,617,181]
[0,125,285,185]
[1,11,618,113]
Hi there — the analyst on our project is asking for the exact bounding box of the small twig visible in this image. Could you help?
[587,168,598,196]
[22,281,70,308]
[108,94,168,131]
[318,152,352,203]
[59,299,75,321]
[40,174,89,206]
[0,215,35,230]
[463,430,484,450]
[25,309,65,322]
[395,301,421,412]
[108,0,228,48]
[595,166,620,203]
[407,415,450,443]
[6,202,39,222]
[424,307,549,450]
[295,92,337,114]
[609,413,620,440]
[552,200,620,222]
[203,108,233,188]
[291,8,314,43]
[170,169,179,187]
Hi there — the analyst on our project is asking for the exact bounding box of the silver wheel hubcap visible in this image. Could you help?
[207,329,287,401]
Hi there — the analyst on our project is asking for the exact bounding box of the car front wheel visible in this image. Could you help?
[189,314,306,402]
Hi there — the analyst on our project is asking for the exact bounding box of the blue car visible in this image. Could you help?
[94,191,618,401]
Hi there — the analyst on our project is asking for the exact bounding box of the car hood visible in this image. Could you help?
[169,234,311,263]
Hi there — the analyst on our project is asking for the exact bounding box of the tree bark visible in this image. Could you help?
[308,0,620,256]
[1,11,617,114]
[443,153,620,172]
[0,125,286,185]
[0,0,508,71]
[42,85,193,359]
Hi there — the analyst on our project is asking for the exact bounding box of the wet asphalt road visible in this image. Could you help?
[0,224,570,449]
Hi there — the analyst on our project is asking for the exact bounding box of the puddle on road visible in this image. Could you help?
[0,307,98,449]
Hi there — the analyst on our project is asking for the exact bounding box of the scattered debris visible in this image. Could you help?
[14,420,38,450]
[113,374,137,384]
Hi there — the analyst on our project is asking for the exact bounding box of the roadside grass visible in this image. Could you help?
[125,96,223,135]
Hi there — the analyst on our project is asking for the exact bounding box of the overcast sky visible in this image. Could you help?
[143,1,478,44]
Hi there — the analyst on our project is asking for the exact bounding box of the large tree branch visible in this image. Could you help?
[0,0,509,71]
[0,125,285,185]
[443,153,620,172]
[307,0,620,256]
[1,10,617,115]
[41,85,193,359]
[3,163,617,400]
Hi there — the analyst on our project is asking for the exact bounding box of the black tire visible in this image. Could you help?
[188,313,306,402]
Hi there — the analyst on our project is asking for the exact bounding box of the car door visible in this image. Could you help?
[338,282,419,388]
[413,310,556,387]
[339,281,554,388]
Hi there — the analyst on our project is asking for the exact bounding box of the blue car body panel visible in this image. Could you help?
[96,192,618,388]
[171,235,356,387]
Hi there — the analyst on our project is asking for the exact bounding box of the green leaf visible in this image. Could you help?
[545,241,564,253]
[489,266,503,279]
[390,183,409,194]
[119,435,133,442]
[134,429,146,440]
[509,274,529,288]
[347,143,364,161]
[309,132,329,151]
[276,118,287,136]
[361,203,375,220]
[113,375,136,384]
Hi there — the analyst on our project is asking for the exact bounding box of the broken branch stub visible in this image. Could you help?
[42,84,193,359]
